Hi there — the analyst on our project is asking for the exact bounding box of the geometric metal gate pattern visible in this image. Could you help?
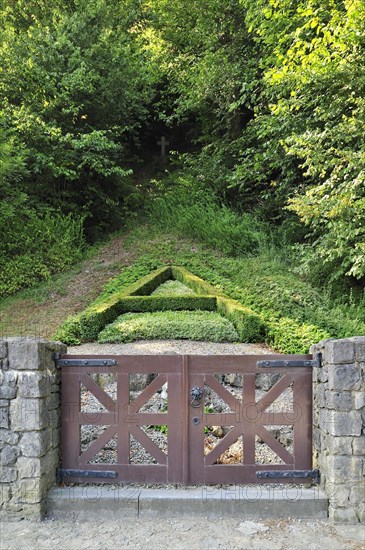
[60,354,313,484]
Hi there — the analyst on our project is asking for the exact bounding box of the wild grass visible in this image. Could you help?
[151,280,196,296]
[148,189,270,257]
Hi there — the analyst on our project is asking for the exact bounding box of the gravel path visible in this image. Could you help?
[68,339,274,355]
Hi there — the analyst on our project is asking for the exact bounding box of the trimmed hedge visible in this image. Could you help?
[54,264,266,344]
[172,266,219,295]
[54,266,173,344]
[98,310,239,344]
[172,266,265,342]
[116,295,217,312]
[116,265,172,296]
[216,297,265,343]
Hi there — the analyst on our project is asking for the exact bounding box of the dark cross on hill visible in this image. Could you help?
[157,136,170,157]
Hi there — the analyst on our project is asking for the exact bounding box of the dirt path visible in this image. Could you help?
[0,234,136,340]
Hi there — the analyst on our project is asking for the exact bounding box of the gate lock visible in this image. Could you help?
[190,386,204,408]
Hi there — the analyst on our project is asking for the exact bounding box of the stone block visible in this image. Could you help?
[0,340,8,359]
[7,337,48,371]
[0,467,17,482]
[328,364,361,391]
[326,436,353,455]
[17,476,48,504]
[326,456,363,483]
[0,429,19,445]
[325,390,352,411]
[48,409,60,428]
[18,372,50,398]
[315,384,326,408]
[17,457,41,478]
[326,483,350,507]
[0,483,11,504]
[40,450,58,478]
[19,429,51,457]
[0,444,18,466]
[354,391,365,410]
[1,358,9,371]
[356,504,365,523]
[0,407,9,429]
[10,398,49,431]
[3,370,17,387]
[0,386,16,399]
[48,392,60,410]
[350,485,365,505]
[326,410,362,437]
[324,339,355,365]
[352,436,365,455]
[319,367,329,383]
[329,506,359,523]
[351,336,365,361]
[51,427,60,450]
[312,427,322,453]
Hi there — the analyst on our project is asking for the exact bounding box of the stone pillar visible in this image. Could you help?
[0,337,66,520]
[311,337,365,523]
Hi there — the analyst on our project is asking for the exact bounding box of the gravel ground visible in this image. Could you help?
[1,341,364,550]
[68,340,274,355]
[1,517,364,550]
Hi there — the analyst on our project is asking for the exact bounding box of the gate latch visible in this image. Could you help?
[190,386,203,408]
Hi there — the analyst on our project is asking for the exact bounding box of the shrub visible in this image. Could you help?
[0,207,85,298]
[98,310,239,344]
[173,266,265,341]
[265,317,330,355]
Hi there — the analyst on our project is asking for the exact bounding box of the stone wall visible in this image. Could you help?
[0,337,66,520]
[311,337,365,523]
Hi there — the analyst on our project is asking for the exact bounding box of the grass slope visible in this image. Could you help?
[0,223,364,352]
[151,280,196,296]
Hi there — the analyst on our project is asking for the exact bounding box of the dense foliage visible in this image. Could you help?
[140,0,365,284]
[1,0,364,303]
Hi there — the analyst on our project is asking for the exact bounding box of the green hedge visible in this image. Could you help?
[98,310,239,344]
[116,265,172,296]
[216,297,265,343]
[172,266,219,295]
[172,266,265,342]
[115,295,217,312]
[54,264,266,344]
[54,266,172,344]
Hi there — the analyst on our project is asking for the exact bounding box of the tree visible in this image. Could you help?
[0,0,155,235]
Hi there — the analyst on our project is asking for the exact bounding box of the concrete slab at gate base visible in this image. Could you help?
[47,486,328,520]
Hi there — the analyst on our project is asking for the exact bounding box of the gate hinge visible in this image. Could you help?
[256,469,320,484]
[53,354,117,368]
[257,353,322,369]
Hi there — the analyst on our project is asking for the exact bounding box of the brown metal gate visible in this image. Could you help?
[58,354,318,485]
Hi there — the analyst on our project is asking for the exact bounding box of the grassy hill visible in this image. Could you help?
[1,218,364,353]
